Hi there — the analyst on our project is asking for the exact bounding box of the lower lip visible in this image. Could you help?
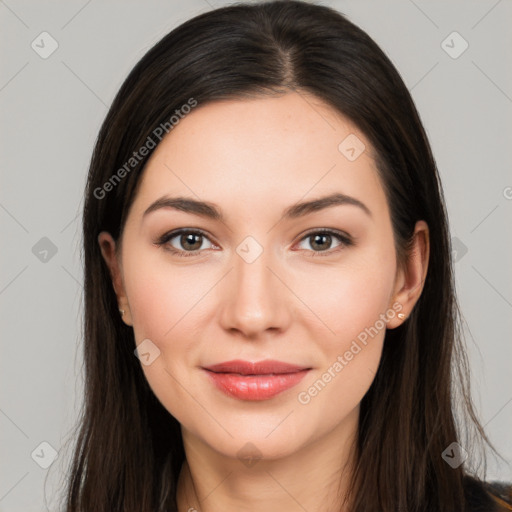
[203,369,310,401]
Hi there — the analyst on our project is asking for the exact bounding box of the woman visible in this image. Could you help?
[63,1,511,510]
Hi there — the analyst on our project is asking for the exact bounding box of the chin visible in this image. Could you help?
[212,432,305,463]
[183,409,320,463]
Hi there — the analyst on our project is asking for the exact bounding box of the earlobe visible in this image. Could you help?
[97,231,133,326]
[387,220,430,329]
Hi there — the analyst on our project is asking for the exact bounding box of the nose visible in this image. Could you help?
[218,243,292,340]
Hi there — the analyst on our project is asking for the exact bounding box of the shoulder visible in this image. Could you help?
[463,475,512,512]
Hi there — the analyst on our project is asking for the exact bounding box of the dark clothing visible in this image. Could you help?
[464,475,512,511]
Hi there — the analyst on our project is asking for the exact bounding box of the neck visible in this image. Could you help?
[176,409,358,512]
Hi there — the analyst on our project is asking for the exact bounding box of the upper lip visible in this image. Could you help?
[203,359,311,375]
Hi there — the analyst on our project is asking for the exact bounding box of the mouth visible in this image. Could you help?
[202,359,312,401]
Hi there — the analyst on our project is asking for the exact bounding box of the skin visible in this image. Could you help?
[98,91,429,512]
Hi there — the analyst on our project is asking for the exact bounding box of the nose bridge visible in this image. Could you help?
[219,235,289,336]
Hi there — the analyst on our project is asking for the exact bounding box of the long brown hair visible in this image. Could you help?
[59,1,508,510]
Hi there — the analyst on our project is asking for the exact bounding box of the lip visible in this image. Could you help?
[202,359,311,401]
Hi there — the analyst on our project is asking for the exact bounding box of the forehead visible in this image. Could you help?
[130,92,386,221]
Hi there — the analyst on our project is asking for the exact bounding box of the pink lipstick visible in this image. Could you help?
[202,359,311,401]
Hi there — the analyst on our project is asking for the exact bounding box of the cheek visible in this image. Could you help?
[123,250,210,343]
[122,257,211,423]
[297,249,397,345]
[293,249,396,407]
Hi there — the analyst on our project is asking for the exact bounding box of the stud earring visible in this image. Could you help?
[397,313,405,320]
[119,308,125,316]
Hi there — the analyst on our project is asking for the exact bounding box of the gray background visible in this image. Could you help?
[1,0,511,510]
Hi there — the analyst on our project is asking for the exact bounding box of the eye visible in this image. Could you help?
[155,229,216,257]
[295,229,353,257]
[155,228,353,258]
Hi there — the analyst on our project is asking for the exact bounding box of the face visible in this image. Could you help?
[99,91,426,462]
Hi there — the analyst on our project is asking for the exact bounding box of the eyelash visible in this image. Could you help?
[155,228,354,258]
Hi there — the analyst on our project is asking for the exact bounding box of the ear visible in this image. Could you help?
[97,231,133,326]
[387,220,430,329]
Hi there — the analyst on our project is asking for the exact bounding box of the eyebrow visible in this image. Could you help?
[142,192,372,221]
